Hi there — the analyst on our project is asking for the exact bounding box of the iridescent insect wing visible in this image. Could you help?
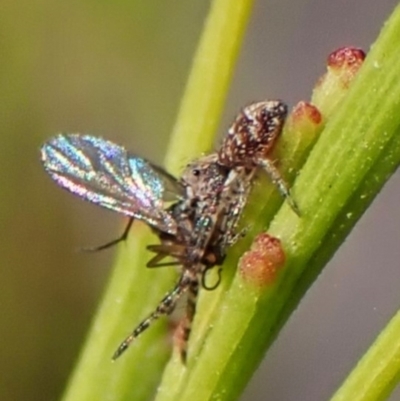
[41,134,182,234]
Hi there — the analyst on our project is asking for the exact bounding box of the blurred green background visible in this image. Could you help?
[0,2,209,400]
[1,1,399,401]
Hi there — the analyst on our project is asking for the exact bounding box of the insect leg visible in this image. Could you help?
[147,242,186,267]
[256,158,300,215]
[112,271,192,360]
[146,258,182,268]
[82,218,134,252]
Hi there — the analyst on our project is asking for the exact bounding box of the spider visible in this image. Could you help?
[40,99,296,362]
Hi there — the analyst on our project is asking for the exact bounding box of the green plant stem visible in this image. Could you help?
[276,120,400,341]
[155,102,323,401]
[61,1,255,401]
[330,309,400,401]
[165,0,255,173]
[167,5,400,401]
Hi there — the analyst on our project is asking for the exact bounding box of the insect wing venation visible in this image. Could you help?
[40,134,180,234]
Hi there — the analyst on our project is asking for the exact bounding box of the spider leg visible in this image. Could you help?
[112,270,192,360]
[180,274,200,362]
[81,218,134,252]
[256,158,300,215]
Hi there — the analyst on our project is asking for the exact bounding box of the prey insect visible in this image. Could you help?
[40,99,296,362]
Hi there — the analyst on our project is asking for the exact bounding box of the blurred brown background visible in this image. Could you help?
[1,1,399,400]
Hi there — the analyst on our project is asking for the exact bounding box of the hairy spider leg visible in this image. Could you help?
[112,269,194,360]
[180,276,200,362]
[174,212,220,360]
[256,158,300,215]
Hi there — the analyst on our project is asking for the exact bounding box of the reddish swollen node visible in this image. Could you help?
[291,101,322,125]
[239,233,285,287]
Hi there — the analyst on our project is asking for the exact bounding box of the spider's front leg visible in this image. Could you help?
[256,157,300,215]
[179,273,200,362]
[112,269,192,360]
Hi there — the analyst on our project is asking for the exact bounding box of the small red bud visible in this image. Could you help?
[312,47,366,117]
[239,234,285,288]
[327,47,366,88]
[289,101,323,127]
[328,47,366,72]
